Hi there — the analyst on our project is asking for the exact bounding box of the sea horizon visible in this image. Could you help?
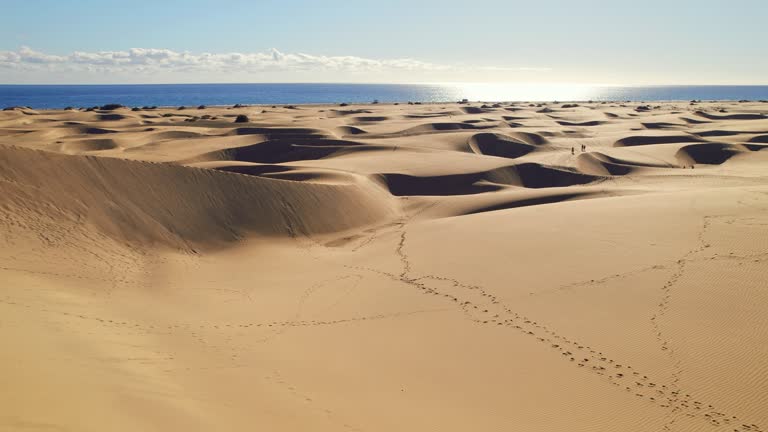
[3,83,768,109]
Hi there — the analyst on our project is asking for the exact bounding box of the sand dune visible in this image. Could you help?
[0,145,396,249]
[556,119,606,126]
[675,143,752,165]
[60,138,121,152]
[184,138,371,164]
[468,132,537,158]
[399,121,499,134]
[578,152,637,175]
[335,125,368,135]
[642,121,688,130]
[1,101,768,432]
[614,134,706,147]
[695,110,767,121]
[352,115,390,123]
[404,110,464,118]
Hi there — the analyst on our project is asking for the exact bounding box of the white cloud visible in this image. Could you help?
[0,46,447,73]
[17,46,66,64]
[0,46,548,78]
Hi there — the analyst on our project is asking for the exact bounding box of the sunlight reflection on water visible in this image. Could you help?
[440,83,604,102]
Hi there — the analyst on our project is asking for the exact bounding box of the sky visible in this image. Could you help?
[0,0,766,85]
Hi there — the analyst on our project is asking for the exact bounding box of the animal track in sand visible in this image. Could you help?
[262,369,364,432]
[340,218,765,432]
[0,295,449,341]
[649,214,768,429]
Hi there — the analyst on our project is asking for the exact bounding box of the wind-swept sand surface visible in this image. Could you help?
[1,100,768,431]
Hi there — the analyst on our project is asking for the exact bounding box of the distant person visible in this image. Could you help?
[571,147,575,155]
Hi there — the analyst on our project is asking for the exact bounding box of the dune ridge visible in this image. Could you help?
[0,146,396,250]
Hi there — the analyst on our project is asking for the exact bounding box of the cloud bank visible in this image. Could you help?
[0,47,549,82]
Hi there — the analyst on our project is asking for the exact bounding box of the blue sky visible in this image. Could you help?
[1,0,766,84]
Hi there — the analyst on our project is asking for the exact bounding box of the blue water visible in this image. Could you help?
[2,83,768,109]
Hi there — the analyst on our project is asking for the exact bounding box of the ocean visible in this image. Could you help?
[2,83,768,109]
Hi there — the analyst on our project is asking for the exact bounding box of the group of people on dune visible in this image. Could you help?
[572,144,587,155]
